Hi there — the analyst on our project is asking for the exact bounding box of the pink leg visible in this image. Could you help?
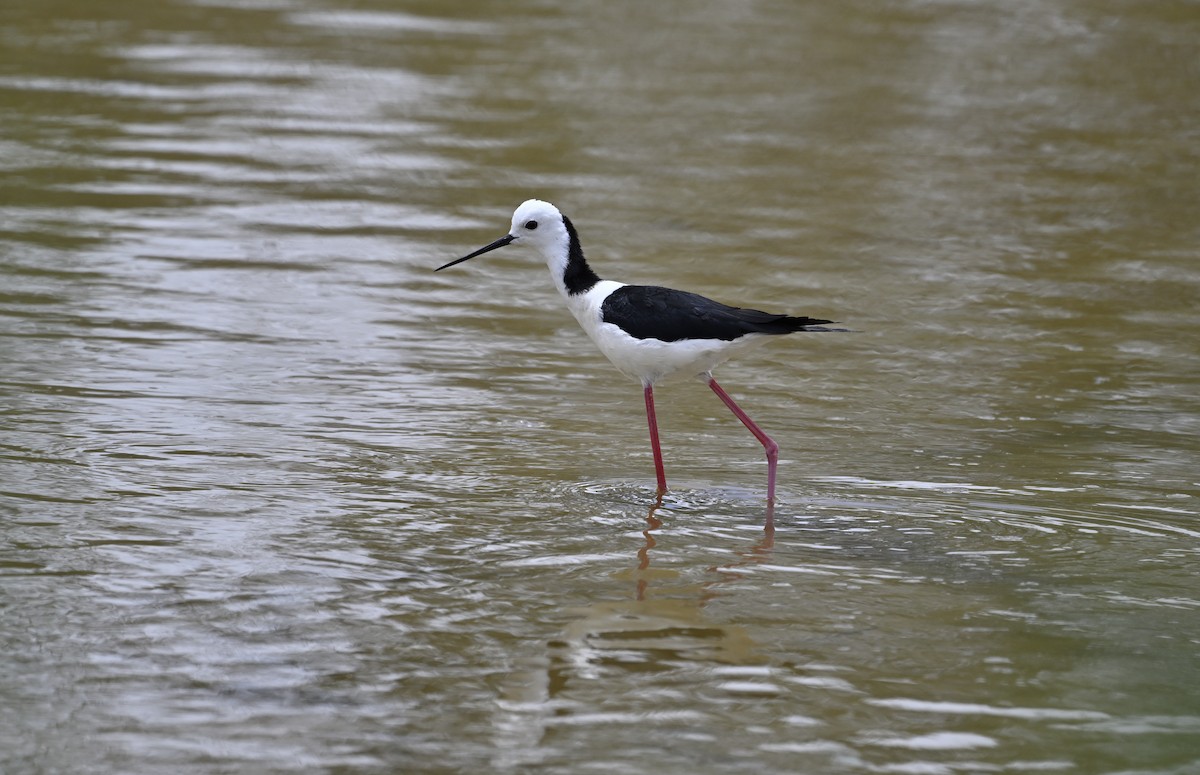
[644,384,668,497]
[707,377,780,508]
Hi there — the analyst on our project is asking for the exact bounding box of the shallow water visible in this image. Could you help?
[2,1,1199,773]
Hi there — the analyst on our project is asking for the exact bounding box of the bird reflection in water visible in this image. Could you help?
[490,496,779,762]
[637,493,775,604]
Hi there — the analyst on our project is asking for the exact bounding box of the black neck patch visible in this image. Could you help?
[561,215,601,295]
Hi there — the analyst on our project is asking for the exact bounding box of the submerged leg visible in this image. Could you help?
[707,377,780,507]
[643,383,668,497]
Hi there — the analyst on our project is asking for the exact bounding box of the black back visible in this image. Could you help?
[601,285,834,342]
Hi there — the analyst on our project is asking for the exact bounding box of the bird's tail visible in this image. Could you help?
[759,315,849,334]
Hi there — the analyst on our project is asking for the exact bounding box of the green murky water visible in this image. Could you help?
[2,1,1198,772]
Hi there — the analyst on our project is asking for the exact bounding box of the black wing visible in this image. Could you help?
[600,285,834,342]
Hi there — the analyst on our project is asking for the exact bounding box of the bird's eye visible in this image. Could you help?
[524,220,538,230]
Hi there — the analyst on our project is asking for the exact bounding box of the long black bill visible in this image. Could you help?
[435,234,516,271]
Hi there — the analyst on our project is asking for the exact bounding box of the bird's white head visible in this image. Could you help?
[508,199,566,253]
[436,199,572,277]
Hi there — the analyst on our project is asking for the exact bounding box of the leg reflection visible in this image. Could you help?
[637,492,775,605]
[637,495,664,601]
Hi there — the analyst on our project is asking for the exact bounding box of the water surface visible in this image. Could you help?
[2,1,1198,772]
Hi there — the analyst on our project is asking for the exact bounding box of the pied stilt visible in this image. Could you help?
[437,199,840,511]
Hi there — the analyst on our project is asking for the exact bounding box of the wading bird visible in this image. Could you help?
[437,200,840,511]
